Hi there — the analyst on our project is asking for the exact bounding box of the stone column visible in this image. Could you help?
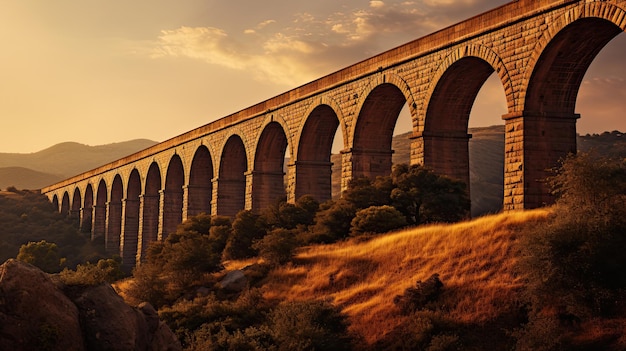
[340,147,394,194]
[213,177,247,217]
[105,201,122,255]
[158,189,183,241]
[92,204,107,242]
[79,206,93,234]
[120,198,140,269]
[503,112,578,210]
[250,170,286,212]
[291,160,333,204]
[137,194,160,264]
[413,131,472,190]
[184,184,212,219]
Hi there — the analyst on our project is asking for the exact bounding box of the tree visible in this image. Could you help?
[17,240,65,273]
[350,205,407,236]
[390,164,469,225]
[223,210,266,260]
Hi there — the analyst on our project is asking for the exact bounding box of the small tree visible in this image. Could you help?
[350,205,407,236]
[253,228,299,266]
[17,240,65,273]
[223,210,266,260]
[391,164,469,225]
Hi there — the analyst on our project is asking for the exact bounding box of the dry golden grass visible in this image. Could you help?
[261,209,551,344]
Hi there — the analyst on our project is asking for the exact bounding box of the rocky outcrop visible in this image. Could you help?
[0,259,181,351]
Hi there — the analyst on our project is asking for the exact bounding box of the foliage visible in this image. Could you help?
[0,190,97,266]
[58,256,124,285]
[516,153,626,349]
[390,164,469,225]
[17,240,65,273]
[129,216,226,307]
[183,298,355,351]
[350,205,407,236]
[252,228,300,266]
[308,199,357,243]
[223,210,266,260]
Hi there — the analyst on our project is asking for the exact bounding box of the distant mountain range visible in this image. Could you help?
[0,139,158,190]
[2,127,623,216]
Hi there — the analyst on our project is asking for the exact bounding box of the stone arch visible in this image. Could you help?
[293,99,343,203]
[422,44,514,121]
[71,188,82,222]
[93,179,108,242]
[349,74,416,181]
[61,192,70,216]
[107,175,124,255]
[52,194,59,212]
[514,3,625,208]
[188,145,215,218]
[350,72,418,148]
[420,48,510,201]
[162,154,185,239]
[252,120,289,212]
[139,162,161,262]
[217,134,248,217]
[82,184,94,233]
[522,3,625,115]
[121,169,142,268]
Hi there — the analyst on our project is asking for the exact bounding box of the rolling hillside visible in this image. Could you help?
[0,139,158,190]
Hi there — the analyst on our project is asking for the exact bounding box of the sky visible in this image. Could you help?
[1,0,624,153]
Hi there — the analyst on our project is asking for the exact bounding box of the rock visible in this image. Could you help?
[0,259,181,351]
[220,270,247,291]
[0,259,85,351]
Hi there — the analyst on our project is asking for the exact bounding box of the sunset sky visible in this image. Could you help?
[1,0,624,153]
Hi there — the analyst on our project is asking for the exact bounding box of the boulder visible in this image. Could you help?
[0,259,181,351]
[220,270,247,291]
[0,259,85,351]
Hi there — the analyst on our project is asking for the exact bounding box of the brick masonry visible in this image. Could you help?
[42,0,626,267]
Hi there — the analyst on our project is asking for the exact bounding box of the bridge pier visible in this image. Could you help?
[137,194,159,263]
[92,204,106,242]
[104,201,122,255]
[120,198,140,268]
[290,160,333,204]
[158,189,183,240]
[250,170,286,212]
[503,112,578,210]
[214,177,247,217]
[341,148,394,192]
[411,131,472,189]
[184,184,212,219]
[79,206,92,233]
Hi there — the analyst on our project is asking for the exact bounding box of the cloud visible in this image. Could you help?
[146,1,513,86]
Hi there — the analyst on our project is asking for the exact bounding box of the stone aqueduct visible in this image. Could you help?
[42,0,626,267]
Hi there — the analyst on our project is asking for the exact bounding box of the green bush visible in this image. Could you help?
[58,257,124,285]
[253,228,299,266]
[223,210,266,260]
[308,199,357,243]
[350,205,407,236]
[17,240,65,273]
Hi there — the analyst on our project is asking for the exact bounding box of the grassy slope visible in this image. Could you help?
[258,209,551,346]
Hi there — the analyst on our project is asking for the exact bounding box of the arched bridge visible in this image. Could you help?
[42,0,626,268]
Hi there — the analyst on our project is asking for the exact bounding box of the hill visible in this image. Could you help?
[0,139,158,190]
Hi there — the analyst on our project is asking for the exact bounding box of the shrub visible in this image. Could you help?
[269,300,355,351]
[58,257,124,285]
[350,205,407,236]
[17,240,65,273]
[223,210,266,260]
[253,228,299,266]
[394,274,444,315]
[308,199,357,243]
